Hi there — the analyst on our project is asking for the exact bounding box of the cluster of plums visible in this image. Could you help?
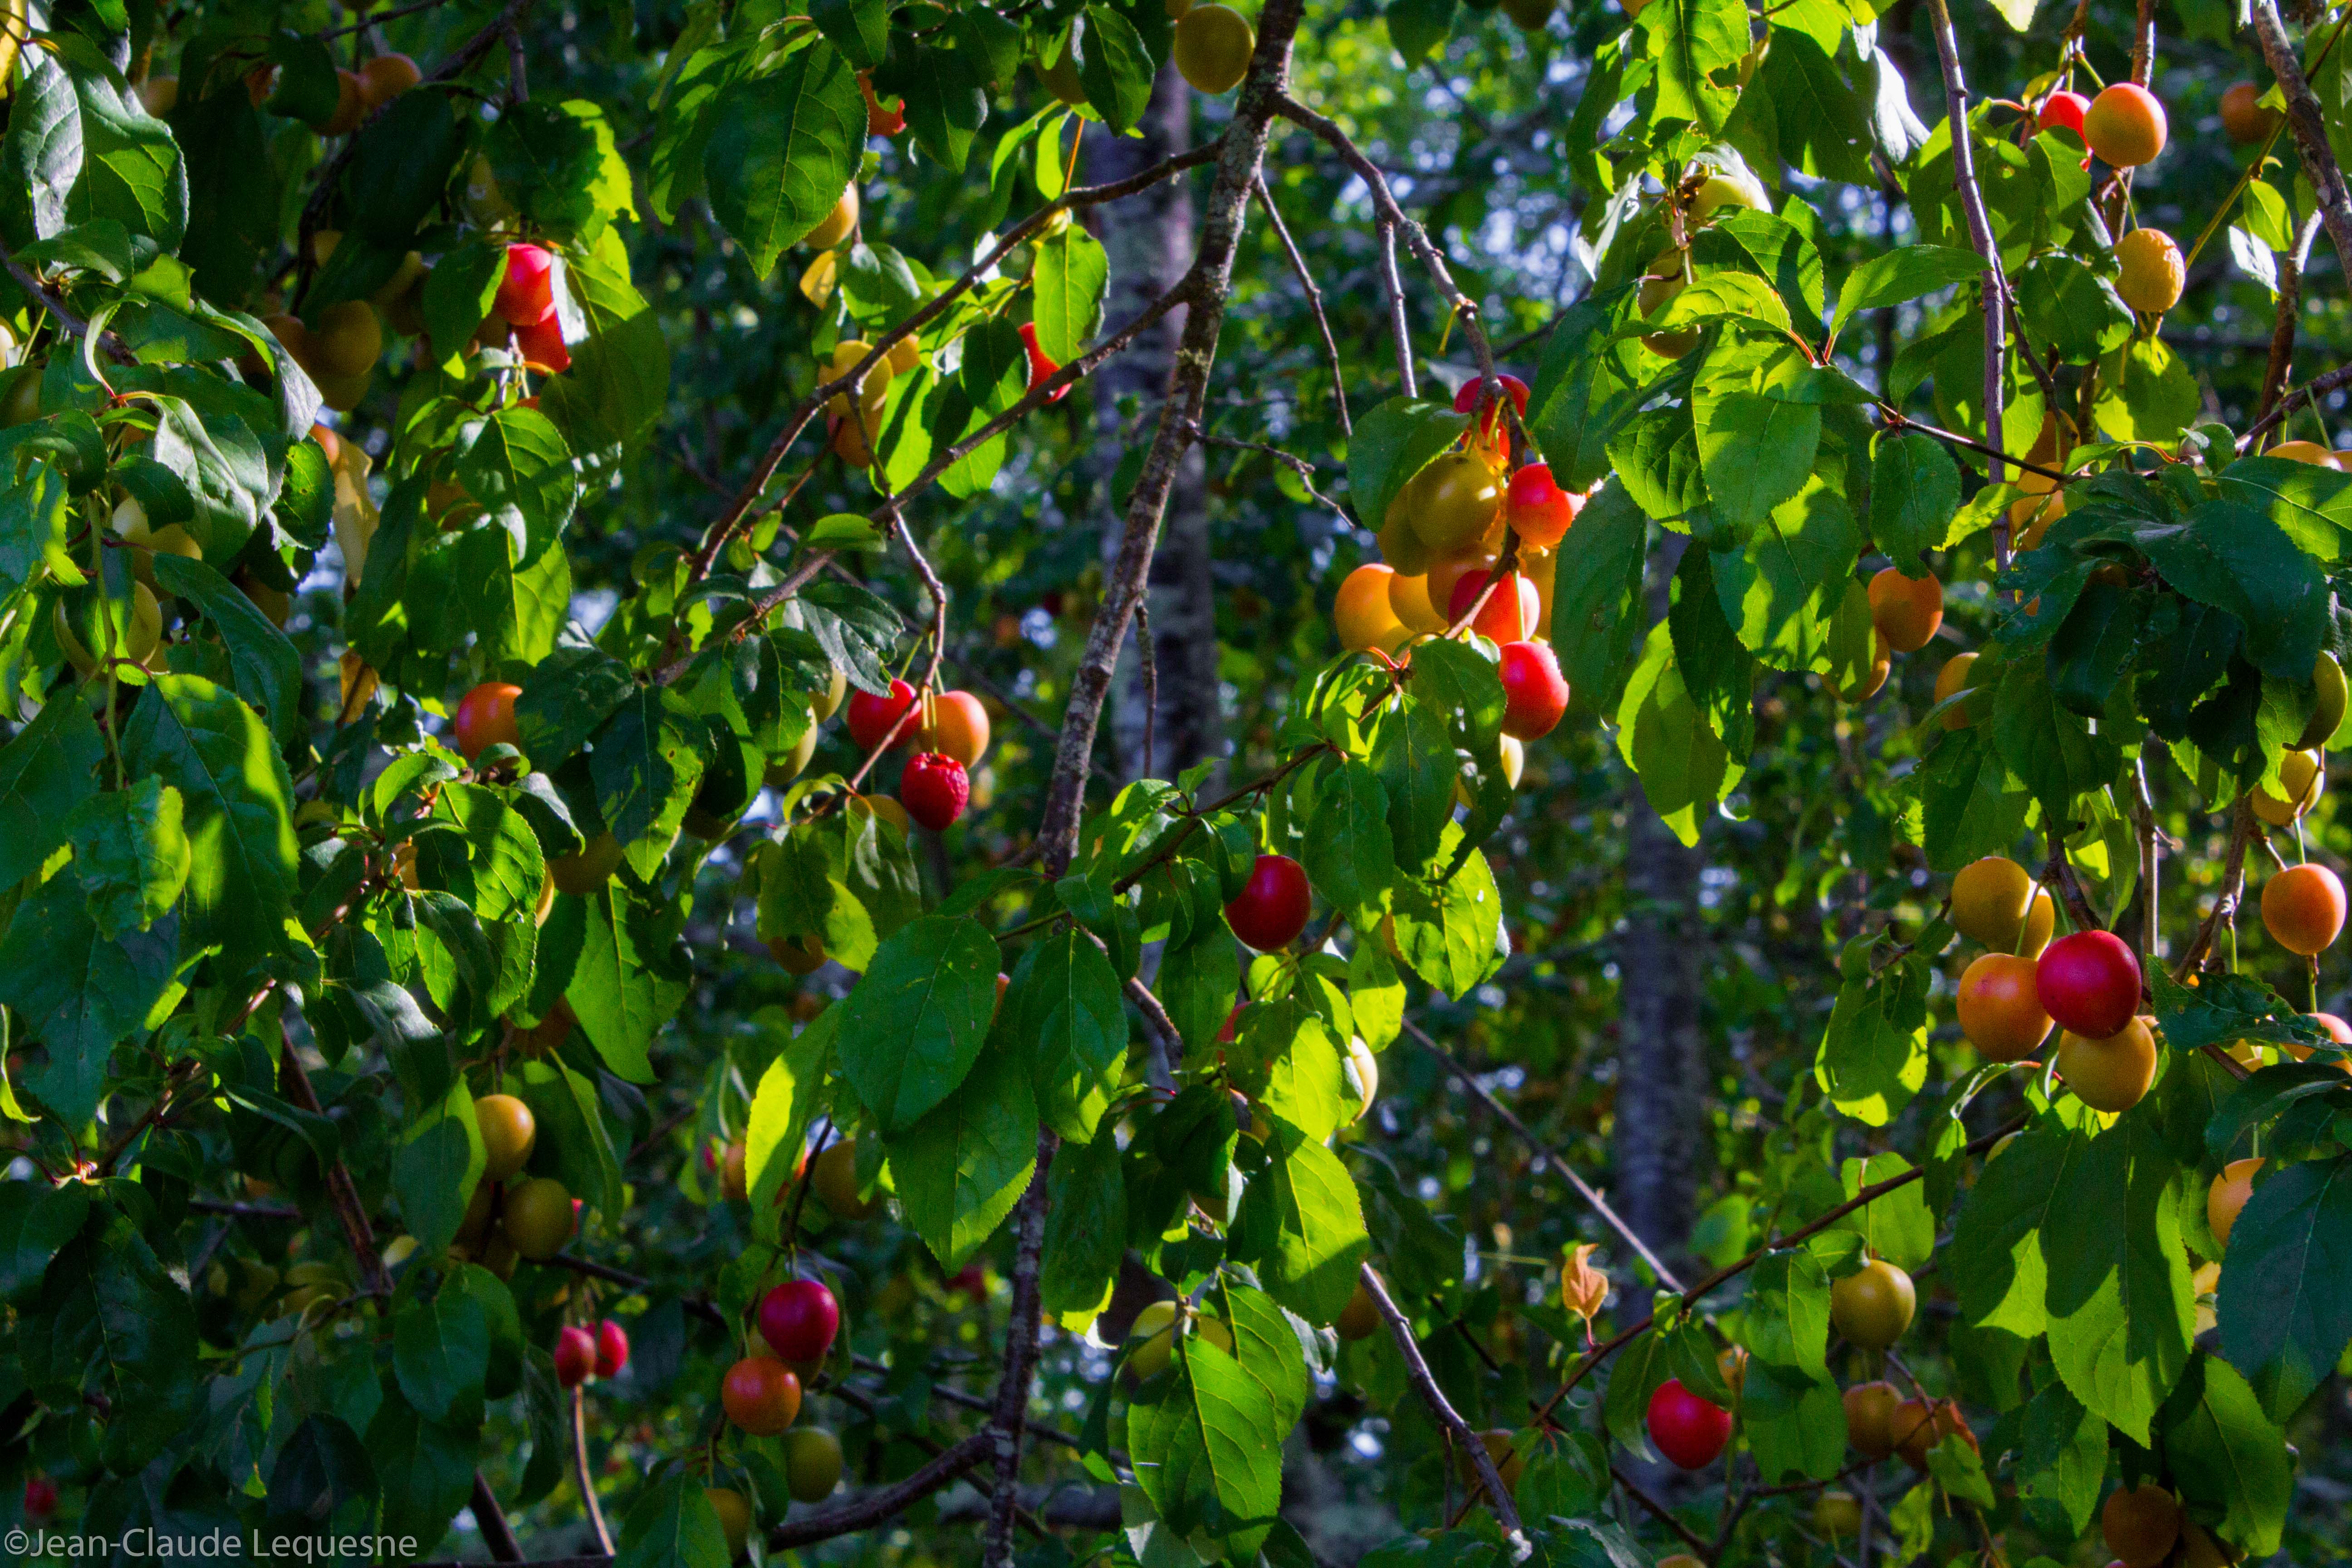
[1333,377,1577,785]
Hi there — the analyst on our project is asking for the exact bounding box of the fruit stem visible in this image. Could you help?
[572,1384,613,1553]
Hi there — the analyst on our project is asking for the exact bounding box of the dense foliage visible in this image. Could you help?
[1,0,2349,1564]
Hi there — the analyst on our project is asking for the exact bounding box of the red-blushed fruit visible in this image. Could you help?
[1225,853,1311,951]
[1957,952,2053,1062]
[1505,464,1580,547]
[1019,322,1068,403]
[721,1355,803,1435]
[2261,862,2346,955]
[554,1324,598,1387]
[1498,640,1569,741]
[1645,1378,1732,1470]
[859,70,906,136]
[2082,82,2168,167]
[2036,89,2090,138]
[23,1473,56,1521]
[2286,1009,2352,1067]
[1842,1380,1901,1459]
[496,243,557,326]
[1451,374,1529,418]
[2036,929,2142,1038]
[453,681,523,761]
[1446,568,1540,642]
[758,1279,842,1364]
[918,689,992,767]
[515,314,570,374]
[846,678,919,752]
[900,751,970,831]
[1452,373,1529,445]
[594,1318,630,1377]
[1892,1397,1974,1469]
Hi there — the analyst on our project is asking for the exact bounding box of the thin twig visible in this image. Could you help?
[1921,0,2009,519]
[1361,1264,1532,1562]
[1612,1465,1711,1555]
[570,1385,613,1554]
[1251,173,1351,435]
[1405,1019,1685,1292]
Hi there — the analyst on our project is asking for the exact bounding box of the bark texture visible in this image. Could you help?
[1612,536,1710,1270]
[1087,65,1220,784]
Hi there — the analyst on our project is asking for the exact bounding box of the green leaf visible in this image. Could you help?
[1386,0,1458,64]
[394,1081,485,1255]
[0,698,103,891]
[395,1288,491,1429]
[2042,1108,2195,1445]
[151,552,304,751]
[614,1472,734,1568]
[1832,245,1983,336]
[2216,1153,2352,1421]
[1347,396,1466,538]
[1742,1360,1847,1484]
[1600,1326,1679,1463]
[1812,954,1930,1127]
[565,881,691,1083]
[1712,476,1859,671]
[2135,501,2327,682]
[1951,1125,2073,1335]
[515,1058,626,1226]
[68,69,187,262]
[422,237,508,377]
[515,646,637,765]
[591,686,706,876]
[1695,368,1820,529]
[840,914,1003,1132]
[454,407,580,558]
[1232,1118,1370,1324]
[1387,844,1507,995]
[1017,927,1129,1144]
[2157,1352,2291,1557]
[1550,480,1649,718]
[1303,756,1394,913]
[745,1007,834,1237]
[1126,1311,1286,1556]
[1835,1153,1936,1269]
[1077,6,1156,134]
[0,871,177,1123]
[1639,0,1747,134]
[2093,336,2200,443]
[1913,729,2032,873]
[1869,434,1961,566]
[2215,453,2352,560]
[487,99,635,244]
[811,0,892,69]
[21,1212,200,1472]
[1256,1013,1347,1142]
[1615,620,1743,846]
[120,675,299,971]
[1041,1123,1127,1318]
[1756,29,1872,186]
[343,90,464,251]
[891,1040,1039,1269]
[1371,693,1455,873]
[1033,225,1110,364]
[1741,1248,1832,1377]
[1530,295,1650,490]
[0,1182,91,1304]
[2016,1378,2106,1534]
[885,38,990,174]
[702,43,866,276]
[367,1385,479,1548]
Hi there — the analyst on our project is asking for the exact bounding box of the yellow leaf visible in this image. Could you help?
[799,249,839,309]
[1561,1242,1609,1322]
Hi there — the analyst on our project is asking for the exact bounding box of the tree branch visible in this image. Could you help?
[1920,0,2009,507]
[980,1132,1059,1566]
[1361,1263,1532,1561]
[1034,0,1306,877]
[2252,0,2352,282]
[2259,212,2323,421]
[773,1430,995,1548]
[1532,1113,2026,1427]
[2239,362,2352,452]
[1405,1019,1686,1292]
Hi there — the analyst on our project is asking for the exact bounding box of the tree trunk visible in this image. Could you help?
[1612,536,1710,1271]
[1085,64,1219,784]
